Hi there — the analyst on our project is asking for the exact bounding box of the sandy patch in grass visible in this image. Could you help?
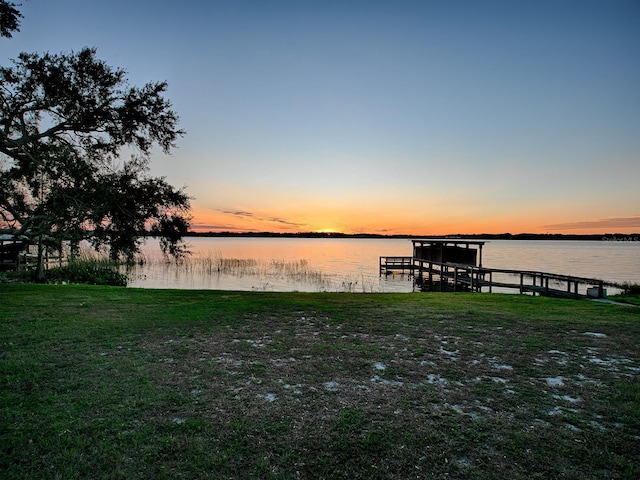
[125,312,639,445]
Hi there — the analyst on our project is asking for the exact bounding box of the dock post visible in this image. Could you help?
[520,273,524,294]
[453,267,458,292]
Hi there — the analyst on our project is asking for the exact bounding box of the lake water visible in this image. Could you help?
[128,237,639,294]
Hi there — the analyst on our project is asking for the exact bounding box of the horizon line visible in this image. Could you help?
[181,231,640,238]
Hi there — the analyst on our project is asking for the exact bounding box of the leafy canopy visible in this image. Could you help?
[0,1,22,38]
[0,47,191,268]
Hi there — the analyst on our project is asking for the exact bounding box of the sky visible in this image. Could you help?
[2,0,639,235]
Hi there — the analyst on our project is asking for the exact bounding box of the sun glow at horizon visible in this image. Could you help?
[314,227,343,234]
[186,202,640,236]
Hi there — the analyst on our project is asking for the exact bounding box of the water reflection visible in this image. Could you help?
[128,237,638,292]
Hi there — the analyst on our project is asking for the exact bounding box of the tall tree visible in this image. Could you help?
[0,48,191,279]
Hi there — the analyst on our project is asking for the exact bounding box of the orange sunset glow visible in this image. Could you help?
[189,205,640,236]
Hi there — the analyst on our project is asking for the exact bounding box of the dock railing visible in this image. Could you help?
[415,259,607,298]
[0,241,66,271]
[380,256,607,299]
[379,256,414,275]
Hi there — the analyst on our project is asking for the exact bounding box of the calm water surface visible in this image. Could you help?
[129,237,639,293]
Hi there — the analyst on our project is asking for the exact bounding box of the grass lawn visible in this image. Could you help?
[1,284,638,479]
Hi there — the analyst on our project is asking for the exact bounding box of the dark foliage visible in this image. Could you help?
[44,264,129,286]
[0,1,21,38]
[0,48,191,277]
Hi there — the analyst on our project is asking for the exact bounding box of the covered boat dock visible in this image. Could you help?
[380,239,607,299]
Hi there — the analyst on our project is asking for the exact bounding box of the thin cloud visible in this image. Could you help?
[218,209,305,229]
[191,223,253,232]
[542,215,640,231]
[220,210,254,218]
[267,217,304,227]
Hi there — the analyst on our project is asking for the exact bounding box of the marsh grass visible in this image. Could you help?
[142,252,379,292]
[1,285,638,479]
[47,251,129,286]
[0,249,129,286]
[613,283,640,305]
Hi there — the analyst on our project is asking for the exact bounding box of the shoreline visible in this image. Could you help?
[180,231,640,241]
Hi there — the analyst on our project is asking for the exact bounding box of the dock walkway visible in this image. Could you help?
[381,256,607,298]
[380,239,608,299]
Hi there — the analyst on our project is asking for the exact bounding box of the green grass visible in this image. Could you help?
[613,293,640,306]
[1,284,639,479]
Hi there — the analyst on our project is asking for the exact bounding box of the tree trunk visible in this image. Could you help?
[35,236,45,282]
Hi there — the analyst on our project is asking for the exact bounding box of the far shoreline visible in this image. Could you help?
[180,231,640,241]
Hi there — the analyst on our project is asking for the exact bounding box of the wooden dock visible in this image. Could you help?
[0,235,65,271]
[380,239,608,299]
[0,237,27,270]
[379,256,414,275]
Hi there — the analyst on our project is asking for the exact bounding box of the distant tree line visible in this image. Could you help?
[184,232,638,241]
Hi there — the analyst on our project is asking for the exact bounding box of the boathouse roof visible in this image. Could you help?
[411,238,486,246]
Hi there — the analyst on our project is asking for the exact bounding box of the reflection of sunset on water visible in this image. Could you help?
[130,237,639,292]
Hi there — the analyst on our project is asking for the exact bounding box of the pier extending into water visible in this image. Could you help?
[380,239,607,299]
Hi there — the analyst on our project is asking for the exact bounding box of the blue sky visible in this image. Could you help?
[3,0,639,233]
